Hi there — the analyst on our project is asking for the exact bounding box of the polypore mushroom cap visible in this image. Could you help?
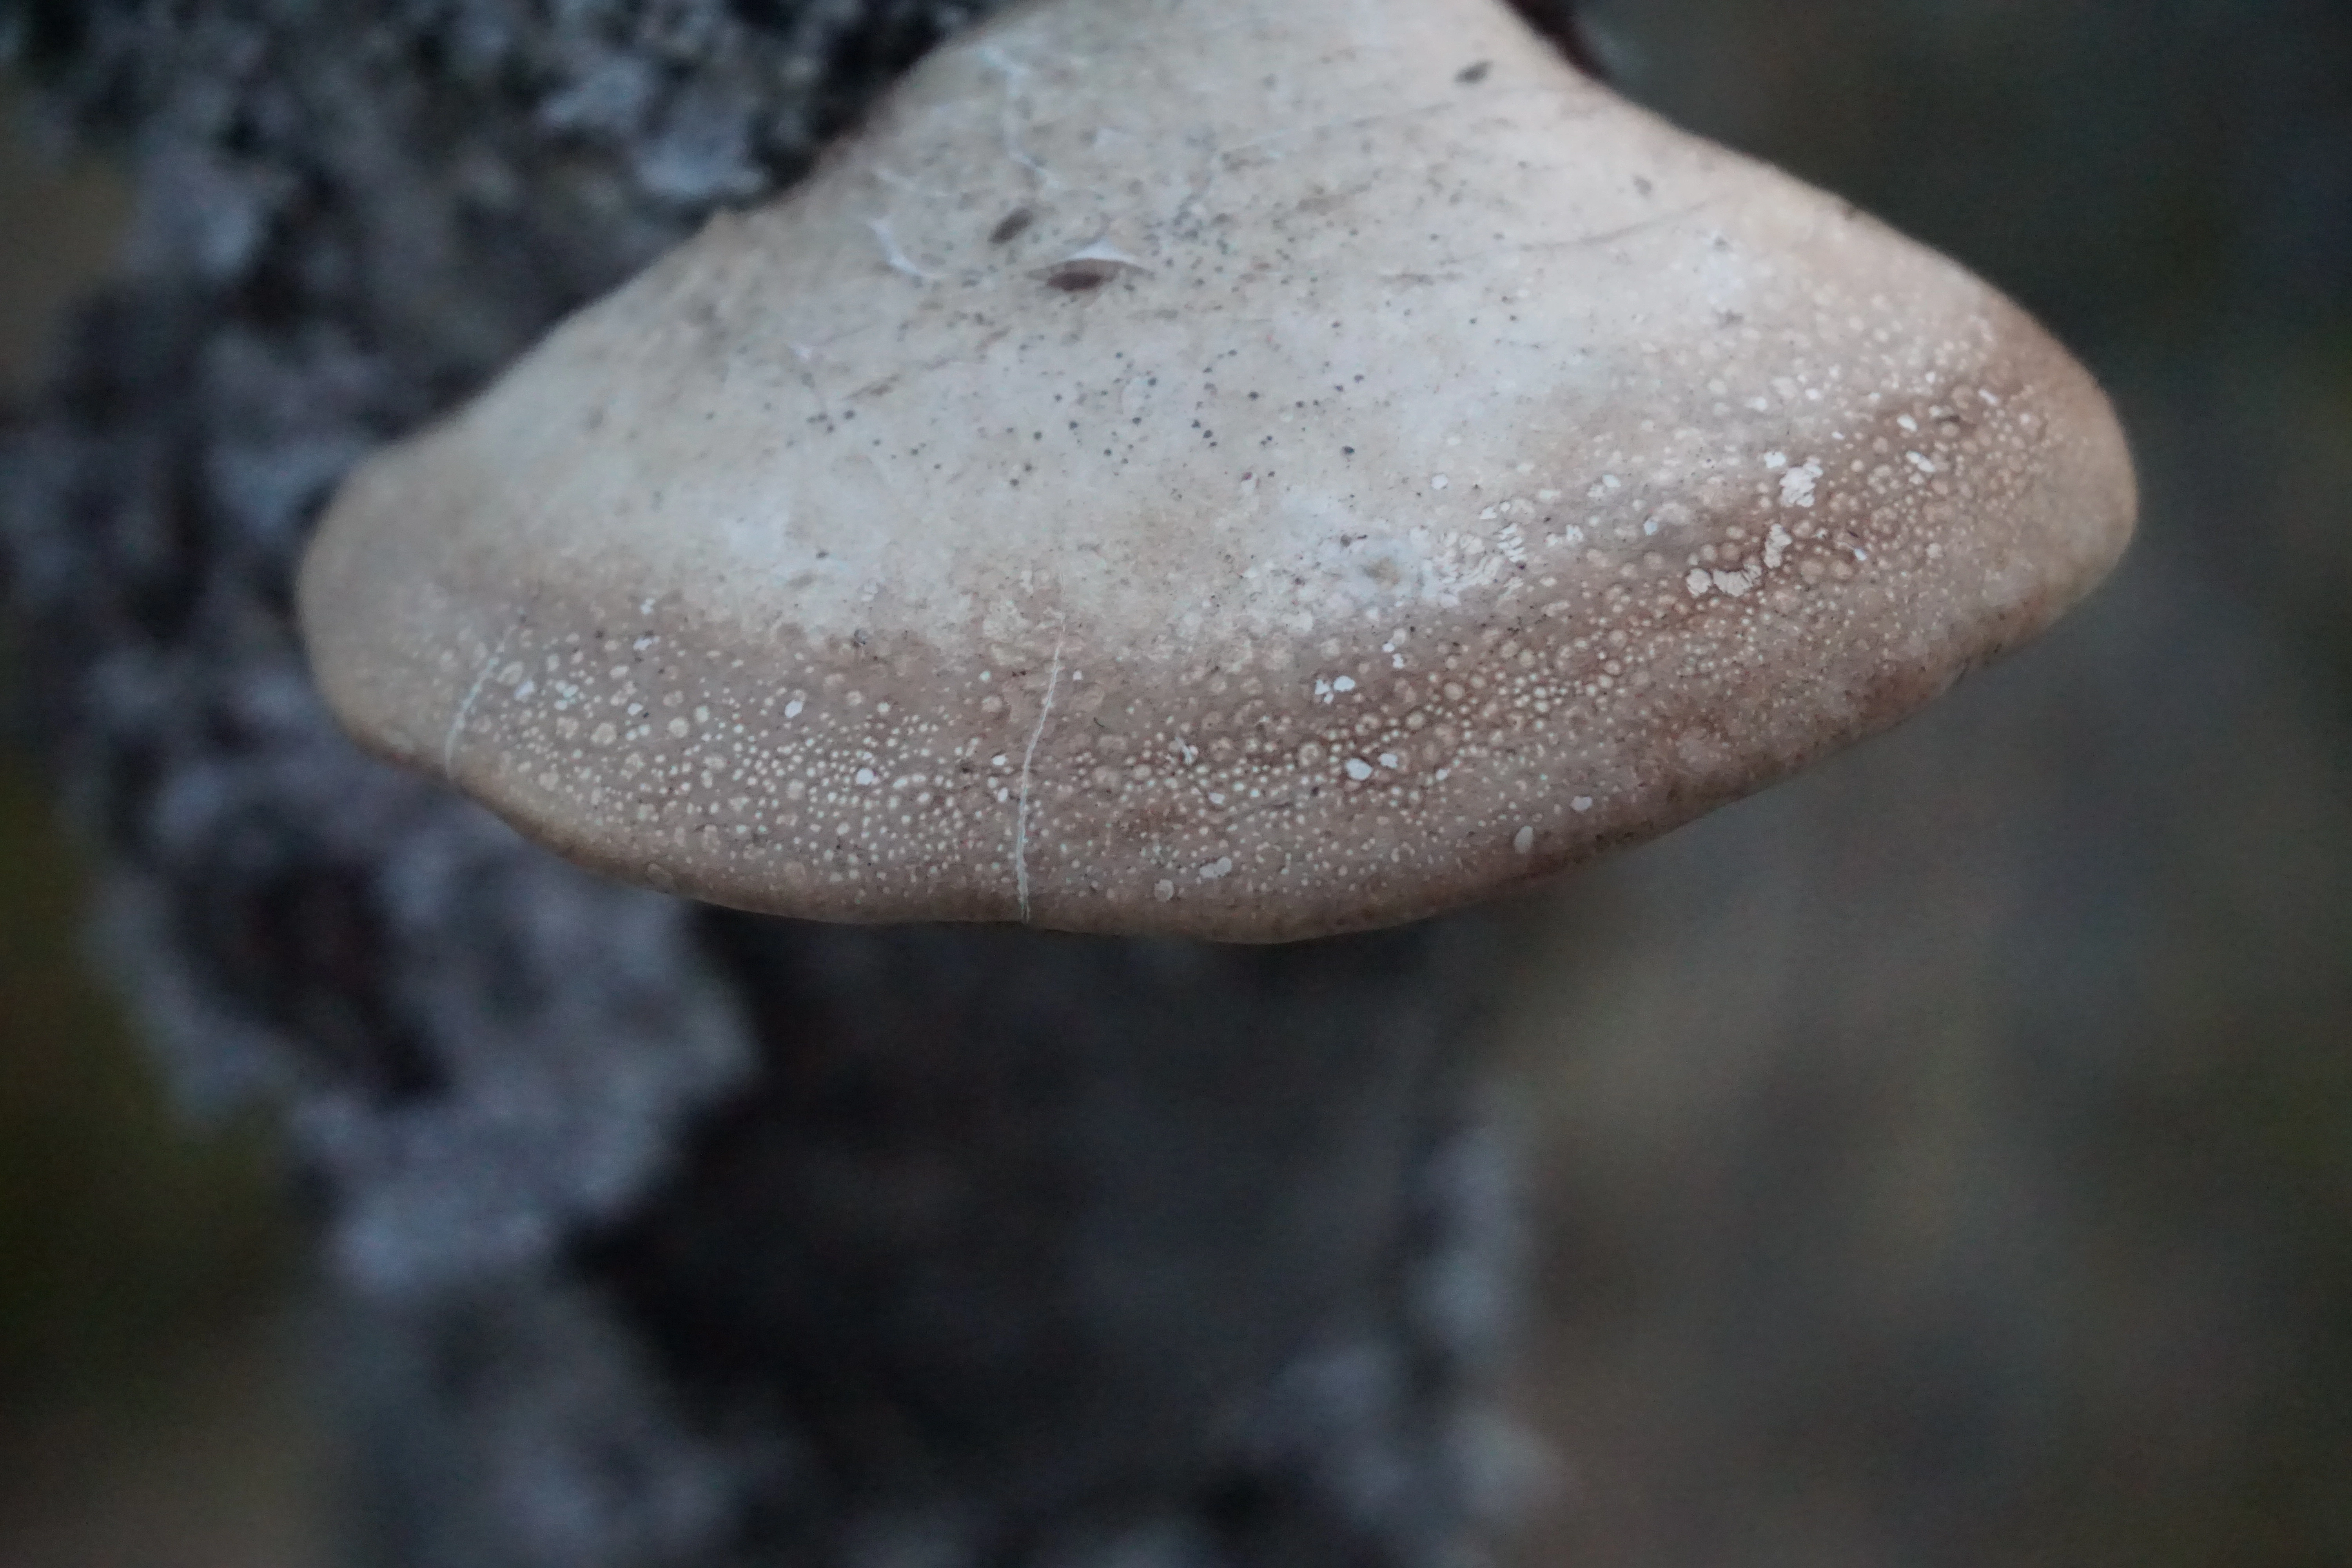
[299,0,2134,942]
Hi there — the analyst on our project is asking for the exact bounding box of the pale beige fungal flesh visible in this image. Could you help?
[299,0,2135,941]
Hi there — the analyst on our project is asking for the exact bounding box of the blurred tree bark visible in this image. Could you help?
[0,4,1531,1564]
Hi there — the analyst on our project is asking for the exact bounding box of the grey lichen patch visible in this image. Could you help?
[298,0,2134,941]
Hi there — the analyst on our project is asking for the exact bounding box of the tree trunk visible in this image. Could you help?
[0,3,1530,1563]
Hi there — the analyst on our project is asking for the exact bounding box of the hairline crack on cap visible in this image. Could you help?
[298,0,2137,942]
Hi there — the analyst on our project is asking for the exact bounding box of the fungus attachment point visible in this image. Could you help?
[299,0,2134,942]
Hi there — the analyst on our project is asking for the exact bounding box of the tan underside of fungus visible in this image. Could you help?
[299,0,2135,941]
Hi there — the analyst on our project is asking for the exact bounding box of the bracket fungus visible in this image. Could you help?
[299,0,2134,942]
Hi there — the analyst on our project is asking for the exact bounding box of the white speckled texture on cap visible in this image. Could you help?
[298,0,2135,941]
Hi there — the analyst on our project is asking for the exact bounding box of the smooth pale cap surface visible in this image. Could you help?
[299,0,2135,942]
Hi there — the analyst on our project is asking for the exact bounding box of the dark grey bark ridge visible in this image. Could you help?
[0,3,1537,1563]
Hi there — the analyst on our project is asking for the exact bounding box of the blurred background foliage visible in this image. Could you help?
[1505,2,2352,1565]
[0,75,310,1568]
[2,1,2348,1564]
